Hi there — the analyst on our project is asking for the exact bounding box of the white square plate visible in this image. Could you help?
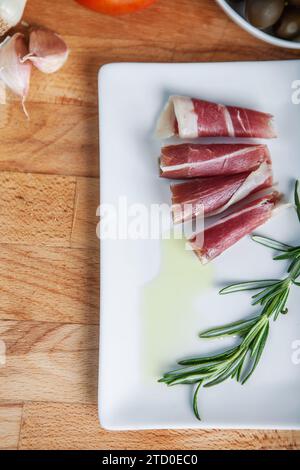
[98,61,300,430]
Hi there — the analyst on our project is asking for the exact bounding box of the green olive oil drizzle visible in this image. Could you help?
[160,180,300,420]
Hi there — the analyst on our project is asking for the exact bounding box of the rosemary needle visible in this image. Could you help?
[160,180,300,421]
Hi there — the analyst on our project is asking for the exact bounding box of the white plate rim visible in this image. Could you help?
[97,61,300,431]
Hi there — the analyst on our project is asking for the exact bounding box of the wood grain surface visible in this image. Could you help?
[0,0,299,450]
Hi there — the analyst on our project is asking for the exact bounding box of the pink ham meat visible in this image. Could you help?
[156,96,276,139]
[189,192,280,264]
[171,162,272,224]
[160,143,271,179]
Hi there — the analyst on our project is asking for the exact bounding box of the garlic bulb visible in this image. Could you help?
[0,0,27,36]
[22,27,69,74]
[0,79,6,104]
[0,33,31,116]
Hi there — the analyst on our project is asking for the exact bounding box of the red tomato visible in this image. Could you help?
[76,0,156,15]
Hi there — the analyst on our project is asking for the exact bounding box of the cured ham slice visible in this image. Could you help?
[171,162,273,224]
[189,192,281,264]
[156,96,276,139]
[160,143,271,179]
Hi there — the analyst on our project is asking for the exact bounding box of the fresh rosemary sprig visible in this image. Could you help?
[295,179,300,223]
[159,180,300,421]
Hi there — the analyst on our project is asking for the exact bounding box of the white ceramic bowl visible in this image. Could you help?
[216,0,300,50]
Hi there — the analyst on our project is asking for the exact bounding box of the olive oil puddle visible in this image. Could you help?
[141,237,213,378]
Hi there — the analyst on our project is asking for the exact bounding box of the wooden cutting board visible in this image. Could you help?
[0,0,299,450]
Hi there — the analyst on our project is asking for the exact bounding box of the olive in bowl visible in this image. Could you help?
[275,7,300,39]
[245,0,285,30]
[216,0,300,49]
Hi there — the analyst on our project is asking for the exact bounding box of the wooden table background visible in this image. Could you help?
[0,0,300,450]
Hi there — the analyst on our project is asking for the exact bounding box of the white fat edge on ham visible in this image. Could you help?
[188,192,282,265]
[173,96,198,138]
[208,162,273,217]
[172,203,205,224]
[268,117,277,138]
[155,97,176,138]
[201,192,278,233]
[171,161,271,223]
[220,104,235,137]
[264,115,277,139]
[155,96,198,139]
[272,201,293,216]
[171,161,272,224]
[236,109,248,133]
[172,202,199,224]
[160,145,267,175]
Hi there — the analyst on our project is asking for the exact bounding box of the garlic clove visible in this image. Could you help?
[0,79,6,104]
[23,27,69,74]
[0,0,28,36]
[0,33,31,116]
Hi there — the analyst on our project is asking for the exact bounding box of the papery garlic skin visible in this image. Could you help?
[24,28,69,74]
[0,79,6,104]
[0,33,31,115]
[0,0,27,36]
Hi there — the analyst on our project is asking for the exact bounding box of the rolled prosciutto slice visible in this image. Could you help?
[156,96,276,139]
[160,143,271,179]
[171,162,272,224]
[189,192,281,264]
